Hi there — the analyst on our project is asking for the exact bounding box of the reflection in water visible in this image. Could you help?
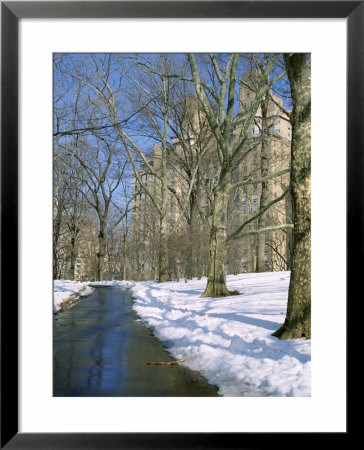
[53,287,219,397]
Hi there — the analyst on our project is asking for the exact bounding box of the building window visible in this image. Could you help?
[253,153,257,160]
[273,119,280,125]
[242,196,247,202]
[205,178,209,185]
[243,205,248,213]
[234,199,240,207]
[242,256,248,263]
[252,204,258,212]
[288,133,291,137]
[252,194,258,202]
[235,210,240,216]
[214,175,219,183]
[253,184,258,190]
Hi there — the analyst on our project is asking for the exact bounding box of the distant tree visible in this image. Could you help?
[73,135,126,281]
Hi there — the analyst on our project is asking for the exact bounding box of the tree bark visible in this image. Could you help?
[201,172,231,297]
[273,53,311,339]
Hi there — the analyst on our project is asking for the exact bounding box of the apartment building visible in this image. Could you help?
[228,69,292,273]
[130,70,292,279]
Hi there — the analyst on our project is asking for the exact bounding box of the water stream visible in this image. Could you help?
[53,286,219,396]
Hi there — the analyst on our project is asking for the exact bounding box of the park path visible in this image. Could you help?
[53,286,219,397]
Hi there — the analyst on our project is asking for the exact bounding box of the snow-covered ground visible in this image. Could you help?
[53,280,94,312]
[53,272,311,397]
[130,272,310,397]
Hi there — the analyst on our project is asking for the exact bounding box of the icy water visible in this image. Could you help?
[53,286,219,396]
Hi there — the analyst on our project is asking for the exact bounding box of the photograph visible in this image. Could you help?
[53,52,311,398]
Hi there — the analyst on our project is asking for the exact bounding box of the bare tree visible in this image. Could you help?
[72,135,125,281]
[188,53,289,297]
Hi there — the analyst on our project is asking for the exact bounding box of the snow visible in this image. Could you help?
[53,280,95,312]
[129,271,310,397]
[53,271,311,397]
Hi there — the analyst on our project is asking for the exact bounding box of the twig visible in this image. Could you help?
[146,359,185,366]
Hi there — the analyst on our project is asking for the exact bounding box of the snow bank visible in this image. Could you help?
[130,272,311,397]
[53,280,95,312]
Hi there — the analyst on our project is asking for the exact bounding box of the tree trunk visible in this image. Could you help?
[97,221,106,281]
[53,247,59,280]
[285,190,294,270]
[123,234,127,280]
[53,196,65,279]
[257,96,270,272]
[158,215,169,282]
[68,234,77,280]
[273,54,311,339]
[186,193,197,280]
[201,176,231,297]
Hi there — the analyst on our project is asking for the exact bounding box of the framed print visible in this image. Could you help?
[1,1,359,448]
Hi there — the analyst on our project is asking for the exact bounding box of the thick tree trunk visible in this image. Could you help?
[285,190,294,270]
[201,177,231,297]
[273,54,311,339]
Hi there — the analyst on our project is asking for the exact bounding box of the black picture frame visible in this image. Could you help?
[1,1,358,448]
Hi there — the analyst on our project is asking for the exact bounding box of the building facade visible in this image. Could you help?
[130,70,292,280]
